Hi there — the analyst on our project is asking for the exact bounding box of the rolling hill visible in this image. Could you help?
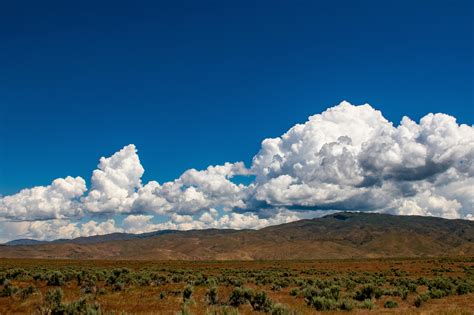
[1,212,473,260]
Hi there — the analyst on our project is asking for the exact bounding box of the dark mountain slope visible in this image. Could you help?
[1,212,472,260]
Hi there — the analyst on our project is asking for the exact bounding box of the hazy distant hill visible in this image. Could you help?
[5,239,46,246]
[1,212,473,260]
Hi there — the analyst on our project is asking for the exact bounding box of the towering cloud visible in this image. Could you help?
[84,144,144,213]
[0,101,472,241]
[250,102,473,219]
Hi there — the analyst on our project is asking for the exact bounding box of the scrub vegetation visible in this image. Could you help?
[0,257,472,314]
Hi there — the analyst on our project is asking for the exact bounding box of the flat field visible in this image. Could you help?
[0,257,473,314]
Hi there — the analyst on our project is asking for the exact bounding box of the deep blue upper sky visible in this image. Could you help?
[0,0,472,195]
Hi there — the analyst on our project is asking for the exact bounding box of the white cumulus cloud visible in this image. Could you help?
[250,101,474,219]
[0,176,86,220]
[83,144,144,213]
[131,162,250,215]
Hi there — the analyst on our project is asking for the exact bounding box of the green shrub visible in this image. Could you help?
[307,296,337,311]
[456,282,473,295]
[345,279,356,291]
[64,298,100,315]
[19,285,36,300]
[359,299,374,309]
[400,288,409,300]
[47,271,64,286]
[0,272,6,285]
[206,286,218,305]
[250,291,273,312]
[228,287,253,307]
[338,299,354,311]
[81,278,97,294]
[33,273,42,281]
[429,288,446,299]
[322,286,340,300]
[6,268,27,280]
[214,306,240,315]
[428,277,455,296]
[0,282,18,297]
[354,285,381,301]
[384,300,398,308]
[414,293,429,307]
[270,303,291,315]
[183,285,193,301]
[289,288,299,296]
[407,283,418,293]
[44,288,64,313]
[112,282,124,292]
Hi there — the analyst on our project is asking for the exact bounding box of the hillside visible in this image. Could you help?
[1,212,473,260]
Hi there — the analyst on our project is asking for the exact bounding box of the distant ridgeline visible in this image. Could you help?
[1,212,473,260]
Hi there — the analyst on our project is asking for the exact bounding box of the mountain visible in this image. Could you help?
[5,239,46,246]
[1,212,473,260]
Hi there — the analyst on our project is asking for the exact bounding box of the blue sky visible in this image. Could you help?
[1,0,472,195]
[0,1,473,242]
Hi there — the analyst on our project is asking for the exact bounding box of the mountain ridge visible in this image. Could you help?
[1,212,473,260]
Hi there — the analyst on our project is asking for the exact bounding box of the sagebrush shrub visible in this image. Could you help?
[183,285,193,301]
[19,285,36,300]
[228,287,253,307]
[384,300,398,308]
[456,281,473,295]
[206,286,218,305]
[250,291,273,312]
[47,271,64,286]
[359,299,374,309]
[414,293,430,307]
[355,285,381,301]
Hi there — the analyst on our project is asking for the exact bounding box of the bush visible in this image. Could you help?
[112,282,125,292]
[400,288,409,300]
[183,285,193,301]
[359,299,374,309]
[0,272,6,285]
[81,278,97,294]
[414,293,430,308]
[429,288,446,299]
[322,286,340,300]
[428,277,455,296]
[6,268,27,280]
[228,287,254,307]
[47,271,64,286]
[64,298,100,315]
[339,299,354,311]
[0,282,18,297]
[33,273,42,281]
[19,285,36,300]
[206,286,218,305]
[215,306,240,315]
[384,300,398,308]
[456,282,473,295]
[354,285,382,301]
[44,288,64,313]
[407,283,418,293]
[307,296,337,311]
[289,288,299,296]
[270,303,291,315]
[250,291,273,312]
